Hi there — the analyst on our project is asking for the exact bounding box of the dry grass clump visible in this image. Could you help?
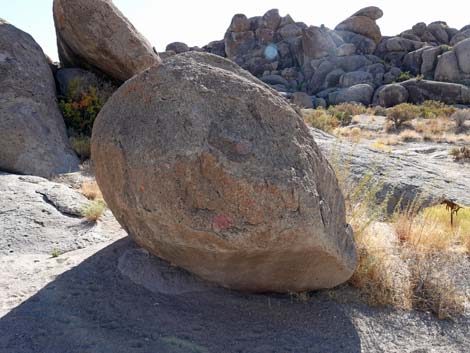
[80,181,106,222]
[81,200,106,222]
[450,146,470,162]
[81,181,104,201]
[332,158,469,319]
[399,129,422,142]
[371,140,392,152]
[302,108,339,133]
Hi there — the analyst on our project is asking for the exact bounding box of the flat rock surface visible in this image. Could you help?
[311,128,470,210]
[1,171,469,352]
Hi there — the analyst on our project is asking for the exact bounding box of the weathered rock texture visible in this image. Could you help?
[312,128,470,212]
[0,20,79,178]
[0,172,123,256]
[92,52,357,293]
[53,0,161,82]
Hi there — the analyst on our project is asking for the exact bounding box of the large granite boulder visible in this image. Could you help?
[301,26,338,61]
[53,0,161,82]
[335,6,383,46]
[0,20,79,178]
[400,79,470,105]
[329,84,374,106]
[434,39,470,83]
[92,52,357,293]
[373,84,409,107]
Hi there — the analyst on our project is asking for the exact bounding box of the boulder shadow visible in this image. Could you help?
[0,238,362,353]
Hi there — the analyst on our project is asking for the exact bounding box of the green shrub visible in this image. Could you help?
[386,103,420,130]
[70,136,91,161]
[396,71,412,82]
[302,108,339,133]
[328,103,368,126]
[419,100,456,119]
[59,84,103,136]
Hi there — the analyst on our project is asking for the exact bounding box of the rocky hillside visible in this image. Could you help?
[161,7,470,108]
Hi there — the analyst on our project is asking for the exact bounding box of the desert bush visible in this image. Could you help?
[386,103,420,130]
[372,105,387,117]
[419,100,456,119]
[59,84,103,136]
[81,199,106,222]
[69,136,91,161]
[302,108,339,133]
[451,109,470,133]
[396,71,412,82]
[328,103,368,126]
[450,146,470,162]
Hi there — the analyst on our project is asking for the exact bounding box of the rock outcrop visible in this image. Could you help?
[92,52,357,293]
[53,0,161,82]
[0,172,122,256]
[0,20,79,178]
[312,128,470,212]
[169,7,470,108]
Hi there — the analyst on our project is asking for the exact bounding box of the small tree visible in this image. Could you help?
[386,103,419,130]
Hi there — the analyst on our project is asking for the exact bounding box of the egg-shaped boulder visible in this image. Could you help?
[91,52,357,293]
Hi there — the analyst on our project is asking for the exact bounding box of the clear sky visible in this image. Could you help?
[2,0,469,61]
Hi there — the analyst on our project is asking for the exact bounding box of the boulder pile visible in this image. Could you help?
[154,6,470,108]
[91,52,357,293]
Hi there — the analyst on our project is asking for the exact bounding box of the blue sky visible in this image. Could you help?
[2,0,469,60]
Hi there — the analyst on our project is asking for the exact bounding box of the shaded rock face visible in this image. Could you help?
[0,20,79,178]
[92,52,357,293]
[53,0,161,82]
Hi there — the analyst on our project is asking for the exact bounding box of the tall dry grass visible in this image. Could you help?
[330,154,469,319]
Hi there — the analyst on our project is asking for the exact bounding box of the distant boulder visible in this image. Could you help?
[0,20,79,178]
[165,42,190,54]
[335,6,383,45]
[53,0,161,82]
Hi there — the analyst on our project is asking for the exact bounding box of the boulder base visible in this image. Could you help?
[92,52,357,293]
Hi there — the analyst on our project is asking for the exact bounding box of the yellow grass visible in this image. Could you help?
[81,200,106,222]
[332,157,469,319]
[81,181,104,201]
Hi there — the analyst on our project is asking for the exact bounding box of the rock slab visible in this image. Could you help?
[92,52,357,293]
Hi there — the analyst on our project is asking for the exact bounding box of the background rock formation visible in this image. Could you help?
[157,6,470,108]
[92,52,357,293]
